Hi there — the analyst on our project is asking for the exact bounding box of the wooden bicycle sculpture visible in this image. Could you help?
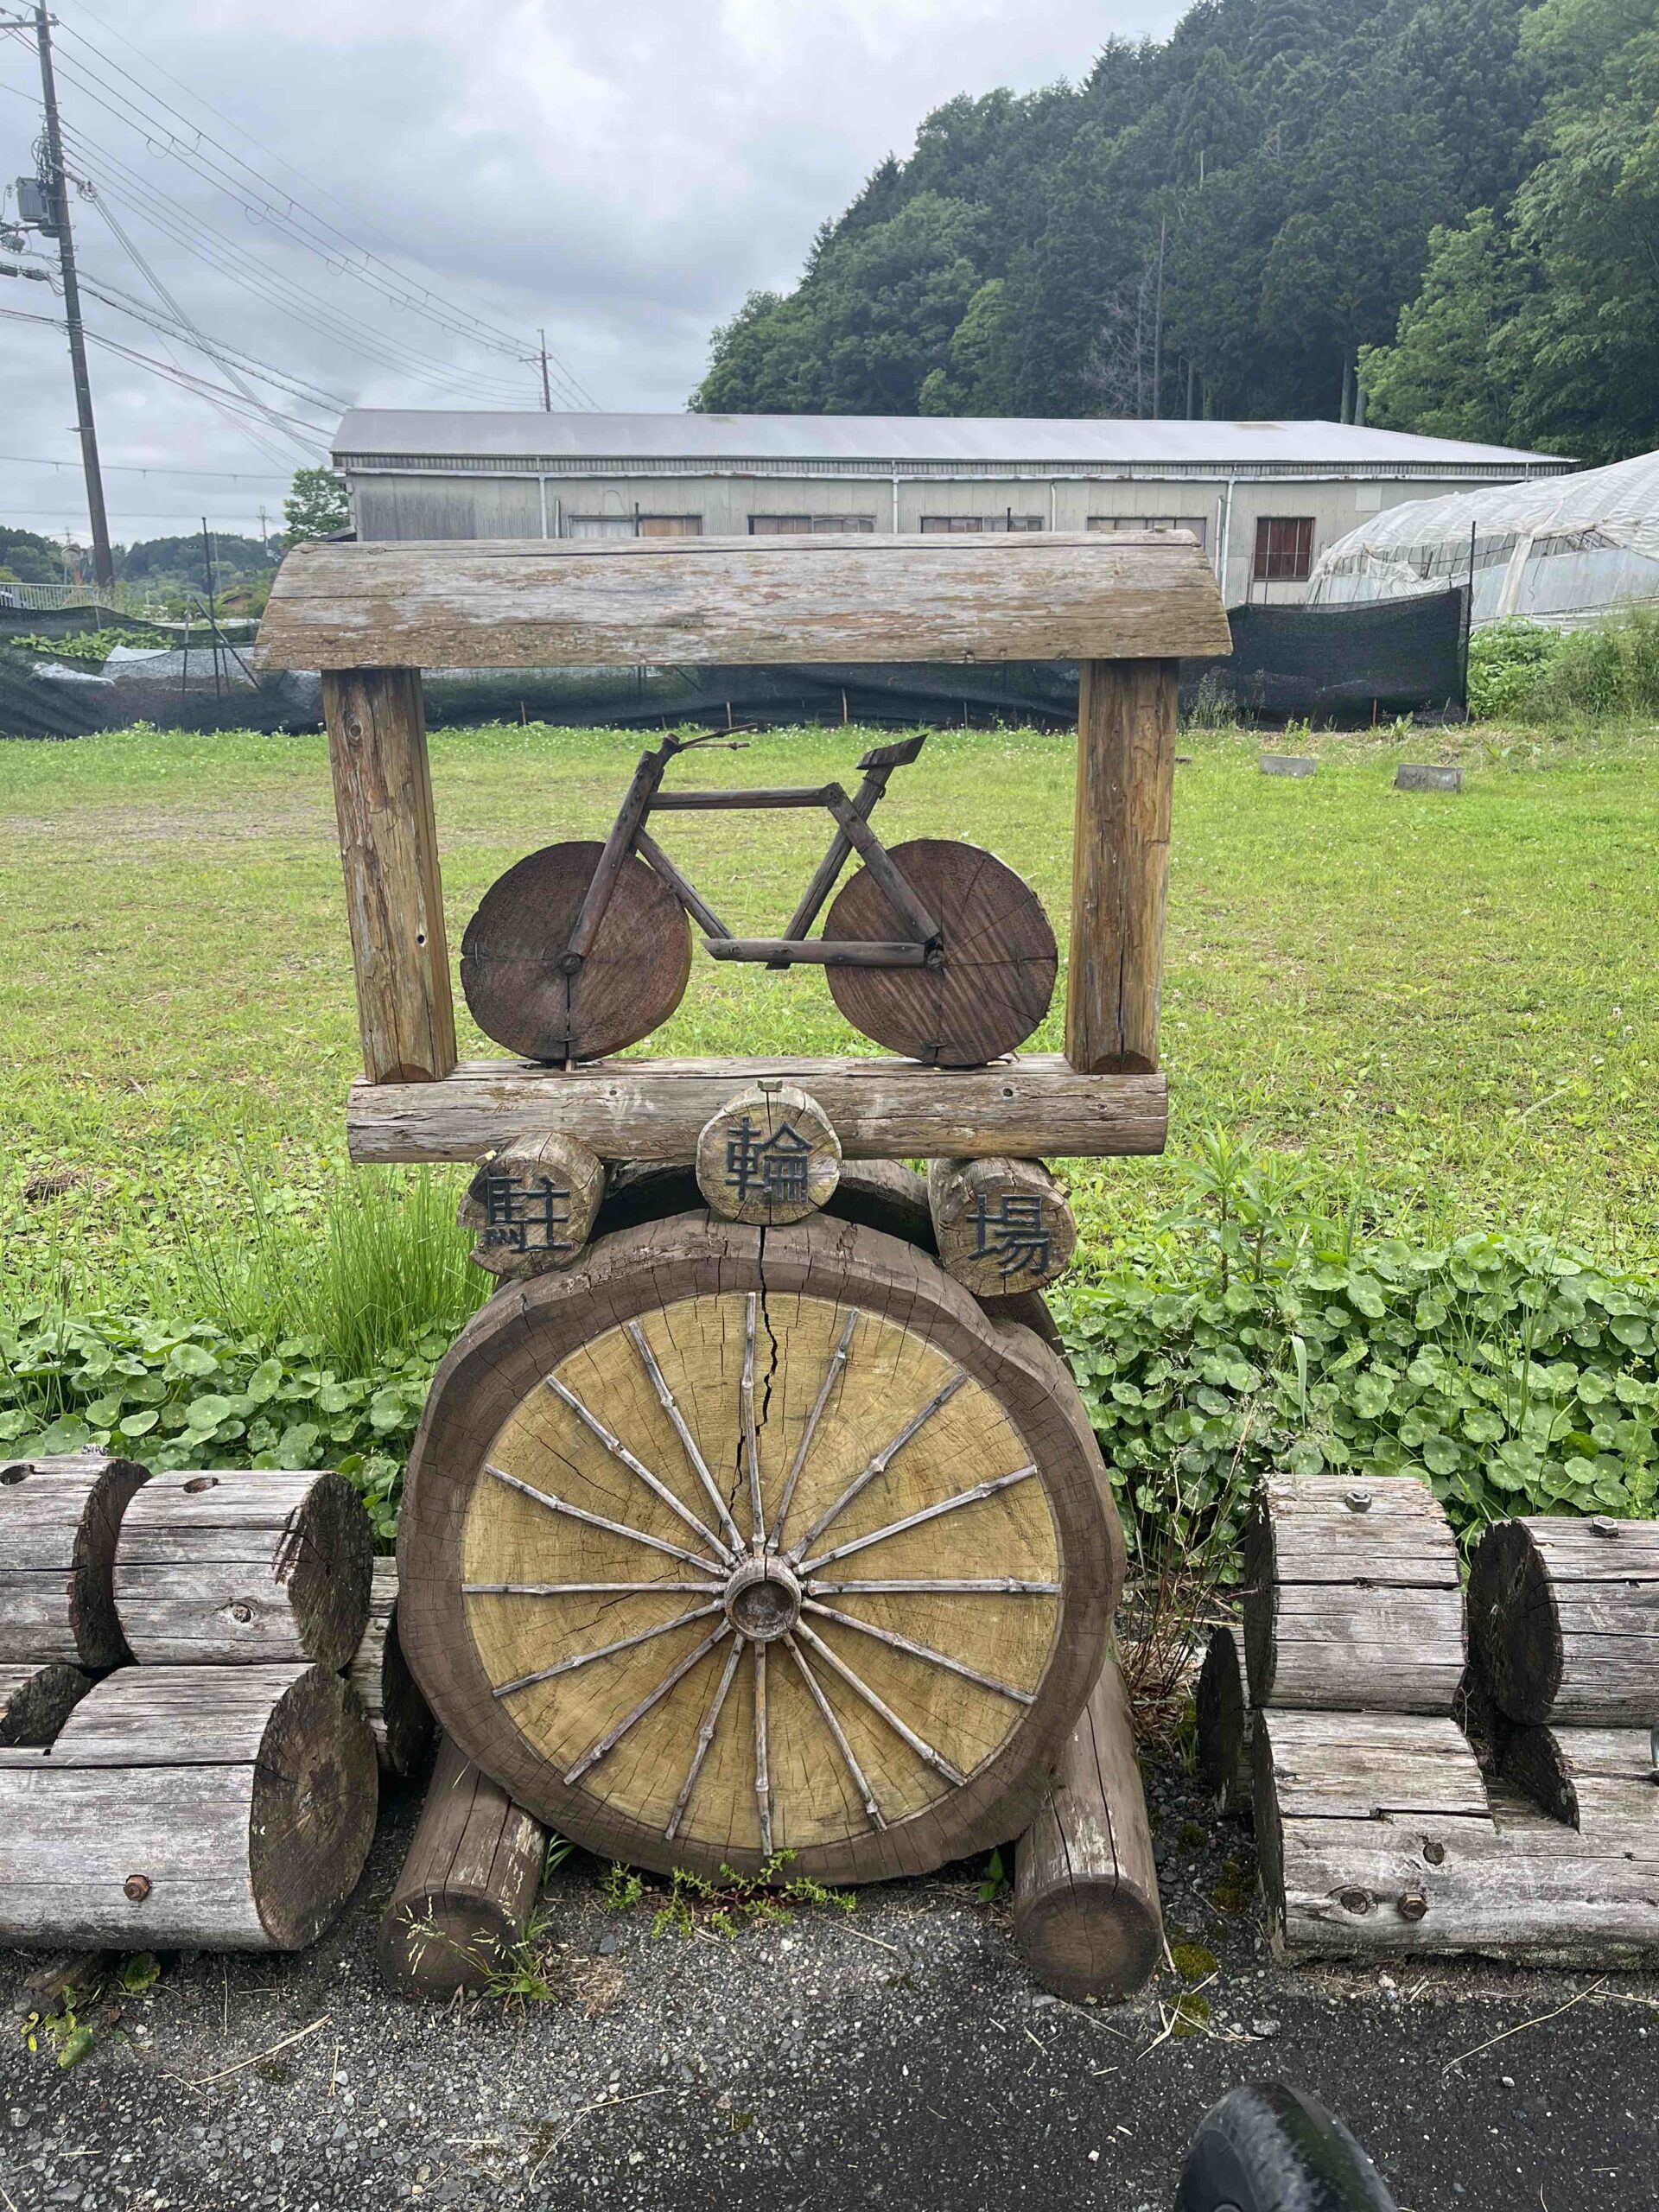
[460,731,1058,1067]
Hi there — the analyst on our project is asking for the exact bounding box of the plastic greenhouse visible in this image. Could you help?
[1307,450,1659,629]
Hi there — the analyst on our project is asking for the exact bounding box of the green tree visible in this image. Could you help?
[283,467,351,542]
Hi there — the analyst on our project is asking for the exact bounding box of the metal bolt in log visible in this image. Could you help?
[348,1559,435,1780]
[1469,1517,1659,1726]
[1013,1650,1163,2002]
[0,1664,377,1951]
[115,1471,373,1670]
[458,1131,606,1281]
[925,1157,1077,1298]
[695,1083,841,1225]
[0,1454,149,1669]
[378,1734,548,1998]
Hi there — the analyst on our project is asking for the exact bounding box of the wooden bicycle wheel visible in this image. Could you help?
[824,838,1057,1065]
[398,1216,1119,1883]
[461,841,691,1062]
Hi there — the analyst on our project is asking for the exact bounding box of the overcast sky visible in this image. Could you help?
[0,1,1184,545]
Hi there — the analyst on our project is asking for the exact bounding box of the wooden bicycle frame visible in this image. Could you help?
[562,732,947,977]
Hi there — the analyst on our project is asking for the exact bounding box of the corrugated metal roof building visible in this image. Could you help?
[333,410,1571,607]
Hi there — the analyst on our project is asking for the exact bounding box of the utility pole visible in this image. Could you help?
[538,329,552,412]
[9,6,114,588]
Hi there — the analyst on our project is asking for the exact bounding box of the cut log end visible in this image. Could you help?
[248,1667,380,1949]
[1195,1626,1252,1812]
[378,1737,548,1997]
[925,1157,1077,1298]
[0,1452,149,1669]
[459,1130,607,1280]
[0,1662,94,1747]
[1013,1652,1162,2003]
[695,1083,842,1225]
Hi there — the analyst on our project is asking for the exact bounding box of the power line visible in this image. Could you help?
[0,454,292,477]
[35,19,598,405]
[67,0,598,403]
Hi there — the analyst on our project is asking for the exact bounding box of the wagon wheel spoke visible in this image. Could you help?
[798,1462,1039,1577]
[741,1294,766,1548]
[784,1632,886,1832]
[486,1464,722,1575]
[543,1373,734,1566]
[664,1636,744,1842]
[563,1620,731,1786]
[786,1369,966,1564]
[805,1578,1060,1596]
[753,1639,772,1854]
[466,1579,724,1597]
[626,1319,747,1555]
[493,1602,724,1699]
[792,1618,966,1787]
[768,1307,858,1554]
[802,1599,1034,1705]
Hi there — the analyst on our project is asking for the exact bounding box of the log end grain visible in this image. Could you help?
[0,1453,149,1669]
[378,1737,548,1998]
[0,1662,95,1747]
[1467,1519,1559,1726]
[1013,1653,1162,2002]
[247,1666,379,1949]
[1195,1626,1252,1811]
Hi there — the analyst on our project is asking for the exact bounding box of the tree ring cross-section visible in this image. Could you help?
[397,1215,1118,1883]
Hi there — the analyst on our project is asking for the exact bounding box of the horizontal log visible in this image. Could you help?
[349,1560,435,1781]
[1195,1626,1253,1813]
[1013,1650,1161,2002]
[0,1662,94,1748]
[1243,1473,1465,1713]
[0,1454,149,1669]
[1257,1710,1659,1963]
[1468,1516,1659,1726]
[254,533,1232,672]
[0,1664,376,1950]
[115,1471,373,1670]
[347,1054,1168,1166]
[378,1735,548,1997]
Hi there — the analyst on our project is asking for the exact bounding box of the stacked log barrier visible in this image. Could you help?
[378,1734,549,1997]
[114,1470,372,1668]
[1195,1625,1253,1815]
[0,1664,377,1950]
[350,1559,435,1780]
[0,1453,148,1669]
[1468,1516,1659,1725]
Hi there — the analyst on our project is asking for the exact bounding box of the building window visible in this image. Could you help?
[1089,516,1209,549]
[749,515,877,535]
[919,515,1045,533]
[1253,517,1314,582]
[637,515,702,537]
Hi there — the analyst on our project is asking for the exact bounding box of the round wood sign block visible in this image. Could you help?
[459,1132,607,1279]
[397,1217,1117,1883]
[824,839,1057,1066]
[461,840,691,1063]
[695,1083,841,1225]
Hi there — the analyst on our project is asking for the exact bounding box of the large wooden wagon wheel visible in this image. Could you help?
[398,1215,1119,1883]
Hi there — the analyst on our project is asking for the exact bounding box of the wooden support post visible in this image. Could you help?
[1012,1649,1162,2001]
[321,667,457,1086]
[378,1735,549,1997]
[1067,658,1179,1075]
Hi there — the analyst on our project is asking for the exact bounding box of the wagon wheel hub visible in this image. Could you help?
[723,1556,801,1643]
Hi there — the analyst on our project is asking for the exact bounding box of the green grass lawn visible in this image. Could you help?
[3,713,1658,1324]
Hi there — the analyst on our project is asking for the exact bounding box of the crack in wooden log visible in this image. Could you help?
[741,1294,766,1550]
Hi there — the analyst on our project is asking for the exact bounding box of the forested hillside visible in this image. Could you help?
[694,0,1658,462]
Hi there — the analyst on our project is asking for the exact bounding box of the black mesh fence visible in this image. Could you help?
[1,588,1468,739]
